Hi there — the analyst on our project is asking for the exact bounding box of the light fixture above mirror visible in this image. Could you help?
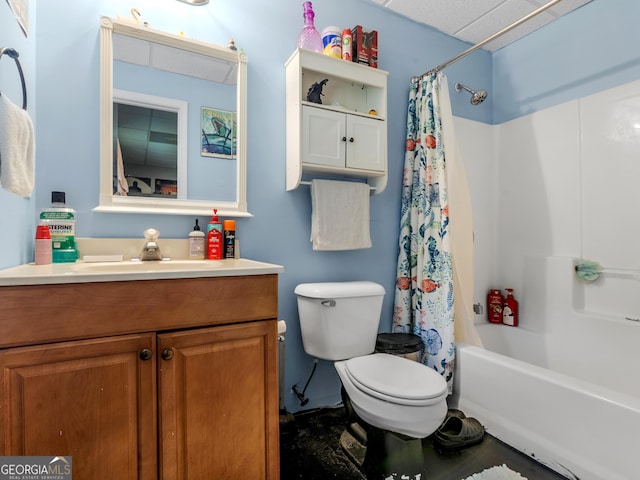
[177,0,209,4]
[97,17,249,216]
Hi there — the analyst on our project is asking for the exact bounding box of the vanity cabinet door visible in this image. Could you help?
[0,333,157,480]
[158,321,279,480]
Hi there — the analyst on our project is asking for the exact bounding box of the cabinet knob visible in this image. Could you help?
[341,136,347,142]
[349,137,354,143]
[139,348,153,361]
[161,348,174,361]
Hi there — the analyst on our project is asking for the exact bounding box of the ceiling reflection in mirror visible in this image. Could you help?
[115,102,178,198]
[113,90,186,198]
[97,17,249,216]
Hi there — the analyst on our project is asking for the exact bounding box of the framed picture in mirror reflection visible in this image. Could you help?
[201,106,237,159]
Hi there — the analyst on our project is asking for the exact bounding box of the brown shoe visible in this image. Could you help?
[434,416,485,450]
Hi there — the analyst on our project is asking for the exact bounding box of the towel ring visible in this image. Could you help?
[0,47,27,110]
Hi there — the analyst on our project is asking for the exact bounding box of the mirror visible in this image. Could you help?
[97,17,248,216]
[113,89,186,198]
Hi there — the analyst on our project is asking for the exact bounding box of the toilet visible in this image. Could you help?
[295,281,448,478]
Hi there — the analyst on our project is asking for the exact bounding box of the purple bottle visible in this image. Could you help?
[296,2,323,52]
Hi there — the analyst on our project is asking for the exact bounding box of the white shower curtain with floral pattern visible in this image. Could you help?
[393,72,481,393]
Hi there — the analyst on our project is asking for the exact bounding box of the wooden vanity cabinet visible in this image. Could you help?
[0,333,157,480]
[0,274,280,480]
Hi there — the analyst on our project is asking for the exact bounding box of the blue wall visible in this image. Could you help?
[493,0,640,124]
[27,0,491,411]
[2,0,638,412]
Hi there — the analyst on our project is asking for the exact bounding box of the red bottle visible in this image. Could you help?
[487,289,504,323]
[341,28,352,61]
[207,209,223,260]
[502,288,519,327]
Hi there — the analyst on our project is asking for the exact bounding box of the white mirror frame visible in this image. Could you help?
[96,17,249,216]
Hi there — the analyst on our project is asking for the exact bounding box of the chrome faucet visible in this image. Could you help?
[140,228,163,261]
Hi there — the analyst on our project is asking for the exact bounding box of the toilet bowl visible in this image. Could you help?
[295,281,448,442]
[336,353,448,438]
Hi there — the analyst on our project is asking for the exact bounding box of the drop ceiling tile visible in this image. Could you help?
[454,0,556,49]
[383,0,508,36]
[529,0,592,17]
[366,0,593,51]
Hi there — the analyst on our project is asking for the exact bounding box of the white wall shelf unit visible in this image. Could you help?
[285,48,388,194]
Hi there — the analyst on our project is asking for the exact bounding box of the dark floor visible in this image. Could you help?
[280,407,570,480]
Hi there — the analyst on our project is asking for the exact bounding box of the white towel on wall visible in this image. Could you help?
[0,94,35,197]
[310,179,372,251]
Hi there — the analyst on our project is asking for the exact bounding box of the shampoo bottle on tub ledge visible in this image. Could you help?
[502,288,519,327]
[487,289,504,324]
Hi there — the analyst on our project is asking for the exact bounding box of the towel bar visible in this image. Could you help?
[299,180,376,191]
[0,47,27,110]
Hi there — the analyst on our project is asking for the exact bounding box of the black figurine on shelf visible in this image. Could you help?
[307,78,328,104]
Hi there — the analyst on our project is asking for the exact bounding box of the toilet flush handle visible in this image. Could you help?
[321,300,336,307]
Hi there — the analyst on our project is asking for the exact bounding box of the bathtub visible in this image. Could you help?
[452,332,640,480]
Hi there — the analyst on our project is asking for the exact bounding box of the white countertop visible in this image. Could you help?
[0,258,284,286]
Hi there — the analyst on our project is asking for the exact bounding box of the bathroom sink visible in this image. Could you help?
[0,257,283,286]
[71,259,223,273]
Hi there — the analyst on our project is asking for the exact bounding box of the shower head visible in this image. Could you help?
[455,83,487,105]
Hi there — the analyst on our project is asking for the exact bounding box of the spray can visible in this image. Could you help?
[39,191,78,263]
[341,28,352,61]
[502,288,519,327]
[207,209,223,260]
[223,220,236,259]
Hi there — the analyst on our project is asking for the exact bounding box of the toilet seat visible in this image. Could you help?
[343,353,447,406]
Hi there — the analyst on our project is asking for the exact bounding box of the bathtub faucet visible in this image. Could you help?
[140,228,163,261]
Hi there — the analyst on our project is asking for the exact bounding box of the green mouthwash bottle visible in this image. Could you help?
[39,191,78,263]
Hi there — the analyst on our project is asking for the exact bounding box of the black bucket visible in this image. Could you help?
[375,333,423,361]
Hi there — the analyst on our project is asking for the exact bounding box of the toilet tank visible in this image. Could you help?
[295,281,385,361]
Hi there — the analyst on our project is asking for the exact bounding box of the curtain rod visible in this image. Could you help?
[412,0,563,81]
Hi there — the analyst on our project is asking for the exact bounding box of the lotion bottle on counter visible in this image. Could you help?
[188,219,205,260]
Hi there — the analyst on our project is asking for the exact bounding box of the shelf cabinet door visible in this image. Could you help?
[158,321,279,480]
[302,106,346,167]
[0,334,157,480]
[302,105,386,173]
[346,114,386,172]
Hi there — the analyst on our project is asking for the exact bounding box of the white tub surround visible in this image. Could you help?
[477,256,640,399]
[452,256,640,480]
[453,343,640,480]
